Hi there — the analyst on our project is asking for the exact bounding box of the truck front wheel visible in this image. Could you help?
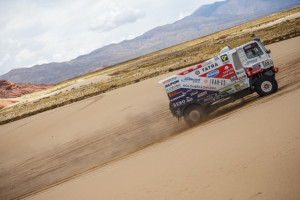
[255,76,278,97]
[183,104,207,126]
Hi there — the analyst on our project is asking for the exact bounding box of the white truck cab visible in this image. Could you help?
[159,38,278,126]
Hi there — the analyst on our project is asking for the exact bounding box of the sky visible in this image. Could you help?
[0,0,221,76]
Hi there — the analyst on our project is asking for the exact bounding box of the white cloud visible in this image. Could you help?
[0,54,10,66]
[15,49,35,62]
[0,0,221,76]
[89,4,143,32]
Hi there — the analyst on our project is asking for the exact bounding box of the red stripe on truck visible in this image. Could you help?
[177,64,202,75]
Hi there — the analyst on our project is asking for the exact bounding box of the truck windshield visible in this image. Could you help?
[243,42,264,59]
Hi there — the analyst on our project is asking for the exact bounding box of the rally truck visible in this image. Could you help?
[158,38,279,126]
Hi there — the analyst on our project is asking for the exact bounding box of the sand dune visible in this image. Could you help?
[0,37,299,200]
[26,88,300,200]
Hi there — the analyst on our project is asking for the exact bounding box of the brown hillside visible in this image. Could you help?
[0,80,54,99]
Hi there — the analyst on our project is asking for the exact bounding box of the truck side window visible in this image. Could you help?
[243,43,264,59]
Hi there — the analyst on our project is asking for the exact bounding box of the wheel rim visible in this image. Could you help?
[261,81,272,93]
[189,110,201,122]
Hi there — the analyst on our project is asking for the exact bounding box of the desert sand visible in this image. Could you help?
[0,37,300,200]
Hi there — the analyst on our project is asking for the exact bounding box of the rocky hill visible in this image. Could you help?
[0,0,299,84]
[0,80,54,99]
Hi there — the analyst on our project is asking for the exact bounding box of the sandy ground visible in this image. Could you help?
[25,89,300,200]
[0,37,299,200]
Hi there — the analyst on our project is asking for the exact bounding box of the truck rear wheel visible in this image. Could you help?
[183,104,207,126]
[255,76,278,97]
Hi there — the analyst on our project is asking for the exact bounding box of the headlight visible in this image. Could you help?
[262,60,270,67]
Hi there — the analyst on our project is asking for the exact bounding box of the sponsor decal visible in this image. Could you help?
[222,71,234,78]
[237,48,244,54]
[173,100,186,108]
[236,69,244,75]
[170,94,185,102]
[221,65,235,78]
[240,56,247,62]
[200,63,219,73]
[239,75,247,80]
[165,84,181,93]
[244,43,257,50]
[230,76,237,82]
[243,78,250,85]
[222,66,234,75]
[220,54,229,62]
[168,90,183,98]
[192,65,199,70]
[207,70,220,78]
[163,76,177,84]
[183,89,192,95]
[235,84,247,91]
[182,84,203,89]
[245,58,258,66]
[197,91,207,97]
[201,93,221,103]
[204,79,209,84]
[190,91,199,96]
[165,80,179,88]
[195,70,200,75]
[186,97,193,102]
[234,83,241,88]
[199,86,217,90]
[219,88,233,95]
[210,79,226,85]
[200,64,234,79]
[181,77,201,83]
[252,63,261,70]
[178,68,194,75]
[234,79,250,91]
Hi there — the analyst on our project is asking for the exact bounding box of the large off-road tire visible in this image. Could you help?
[255,76,278,97]
[183,104,207,126]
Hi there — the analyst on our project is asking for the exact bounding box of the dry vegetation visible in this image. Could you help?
[1,6,300,125]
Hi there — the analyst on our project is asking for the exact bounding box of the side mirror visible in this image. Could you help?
[266,49,271,54]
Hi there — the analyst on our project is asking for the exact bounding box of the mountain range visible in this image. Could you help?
[1,0,300,84]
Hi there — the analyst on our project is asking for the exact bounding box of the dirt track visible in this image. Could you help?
[0,37,300,200]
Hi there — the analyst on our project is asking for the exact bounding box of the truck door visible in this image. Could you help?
[220,51,250,94]
[231,51,247,80]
